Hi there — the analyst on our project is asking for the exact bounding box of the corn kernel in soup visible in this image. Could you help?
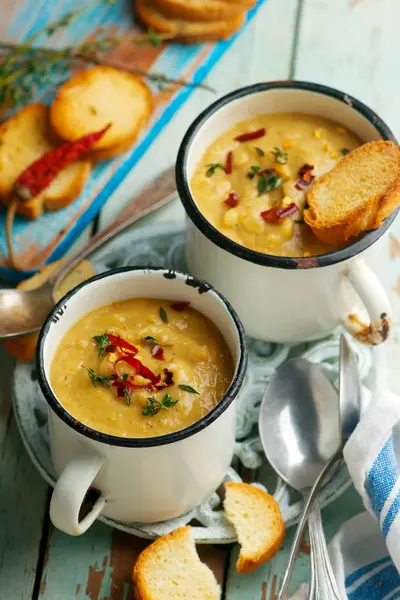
[50,298,234,438]
[190,112,362,257]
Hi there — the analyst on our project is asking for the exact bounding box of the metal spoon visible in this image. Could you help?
[0,167,176,339]
[259,357,342,600]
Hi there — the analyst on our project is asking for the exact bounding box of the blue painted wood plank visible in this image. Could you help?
[0,346,48,599]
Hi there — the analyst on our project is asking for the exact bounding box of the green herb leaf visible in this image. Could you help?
[92,332,110,358]
[247,165,261,179]
[159,307,168,324]
[142,336,158,344]
[257,170,283,195]
[84,367,115,388]
[254,146,265,157]
[340,148,350,155]
[124,387,131,406]
[206,163,224,177]
[179,384,199,394]
[122,373,129,381]
[142,394,178,417]
[271,147,288,165]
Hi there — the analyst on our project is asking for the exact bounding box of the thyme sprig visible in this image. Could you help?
[142,394,178,416]
[0,2,214,108]
[84,367,115,388]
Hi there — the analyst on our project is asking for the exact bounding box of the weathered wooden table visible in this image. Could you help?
[1,0,400,598]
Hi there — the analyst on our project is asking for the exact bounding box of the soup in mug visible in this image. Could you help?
[50,298,234,438]
[190,112,362,257]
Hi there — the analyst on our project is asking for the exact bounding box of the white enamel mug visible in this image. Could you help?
[36,267,247,535]
[176,81,398,344]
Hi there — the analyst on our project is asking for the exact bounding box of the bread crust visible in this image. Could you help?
[304,141,400,245]
[224,482,285,574]
[151,0,247,22]
[50,67,153,150]
[136,0,245,42]
[0,103,91,220]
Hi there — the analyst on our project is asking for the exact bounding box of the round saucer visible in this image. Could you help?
[12,221,372,543]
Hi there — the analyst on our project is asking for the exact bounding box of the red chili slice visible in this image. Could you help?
[295,164,315,190]
[224,193,239,208]
[155,368,174,389]
[235,128,266,143]
[151,345,164,360]
[225,151,233,174]
[115,355,157,381]
[107,334,138,355]
[170,301,190,311]
[260,203,298,223]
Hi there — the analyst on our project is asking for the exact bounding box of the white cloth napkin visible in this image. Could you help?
[291,344,400,599]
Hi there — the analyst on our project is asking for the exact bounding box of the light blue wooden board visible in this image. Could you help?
[0,346,48,599]
[0,0,265,282]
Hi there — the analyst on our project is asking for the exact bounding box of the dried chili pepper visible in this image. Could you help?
[260,203,298,223]
[106,334,138,355]
[13,124,111,201]
[170,301,190,311]
[114,355,157,382]
[295,163,315,190]
[225,151,233,174]
[235,128,266,143]
[224,193,239,208]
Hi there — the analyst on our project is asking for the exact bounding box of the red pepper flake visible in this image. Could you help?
[225,151,233,174]
[224,193,239,208]
[260,203,298,223]
[107,334,138,355]
[170,301,190,312]
[155,368,174,389]
[295,164,315,190]
[151,345,164,360]
[13,124,111,201]
[235,128,266,143]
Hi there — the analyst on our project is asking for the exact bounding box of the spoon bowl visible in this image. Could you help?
[0,284,54,337]
[259,357,341,493]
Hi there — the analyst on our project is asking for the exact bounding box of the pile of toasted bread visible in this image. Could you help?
[136,0,256,43]
[133,482,285,599]
[0,66,153,220]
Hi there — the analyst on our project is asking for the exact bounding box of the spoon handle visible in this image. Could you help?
[277,447,342,600]
[308,502,341,599]
[49,166,177,288]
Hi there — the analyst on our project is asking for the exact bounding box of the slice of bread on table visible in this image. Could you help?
[50,67,153,151]
[133,526,220,600]
[0,103,91,219]
[3,259,95,362]
[224,482,285,574]
[304,141,400,245]
[151,0,249,22]
[137,0,245,42]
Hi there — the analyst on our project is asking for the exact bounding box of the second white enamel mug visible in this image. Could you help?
[36,267,247,535]
[176,81,398,344]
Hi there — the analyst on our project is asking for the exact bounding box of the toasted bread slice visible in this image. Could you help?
[136,0,245,42]
[0,104,91,219]
[304,141,400,245]
[3,259,95,362]
[133,526,220,600]
[152,0,249,22]
[50,67,153,151]
[224,482,285,574]
[90,131,138,162]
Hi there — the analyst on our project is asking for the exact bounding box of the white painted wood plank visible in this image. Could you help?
[295,0,400,137]
[98,0,299,229]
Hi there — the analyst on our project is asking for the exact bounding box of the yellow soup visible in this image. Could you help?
[190,112,362,257]
[50,298,234,438]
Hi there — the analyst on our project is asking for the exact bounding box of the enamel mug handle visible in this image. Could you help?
[343,258,391,345]
[50,454,106,535]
